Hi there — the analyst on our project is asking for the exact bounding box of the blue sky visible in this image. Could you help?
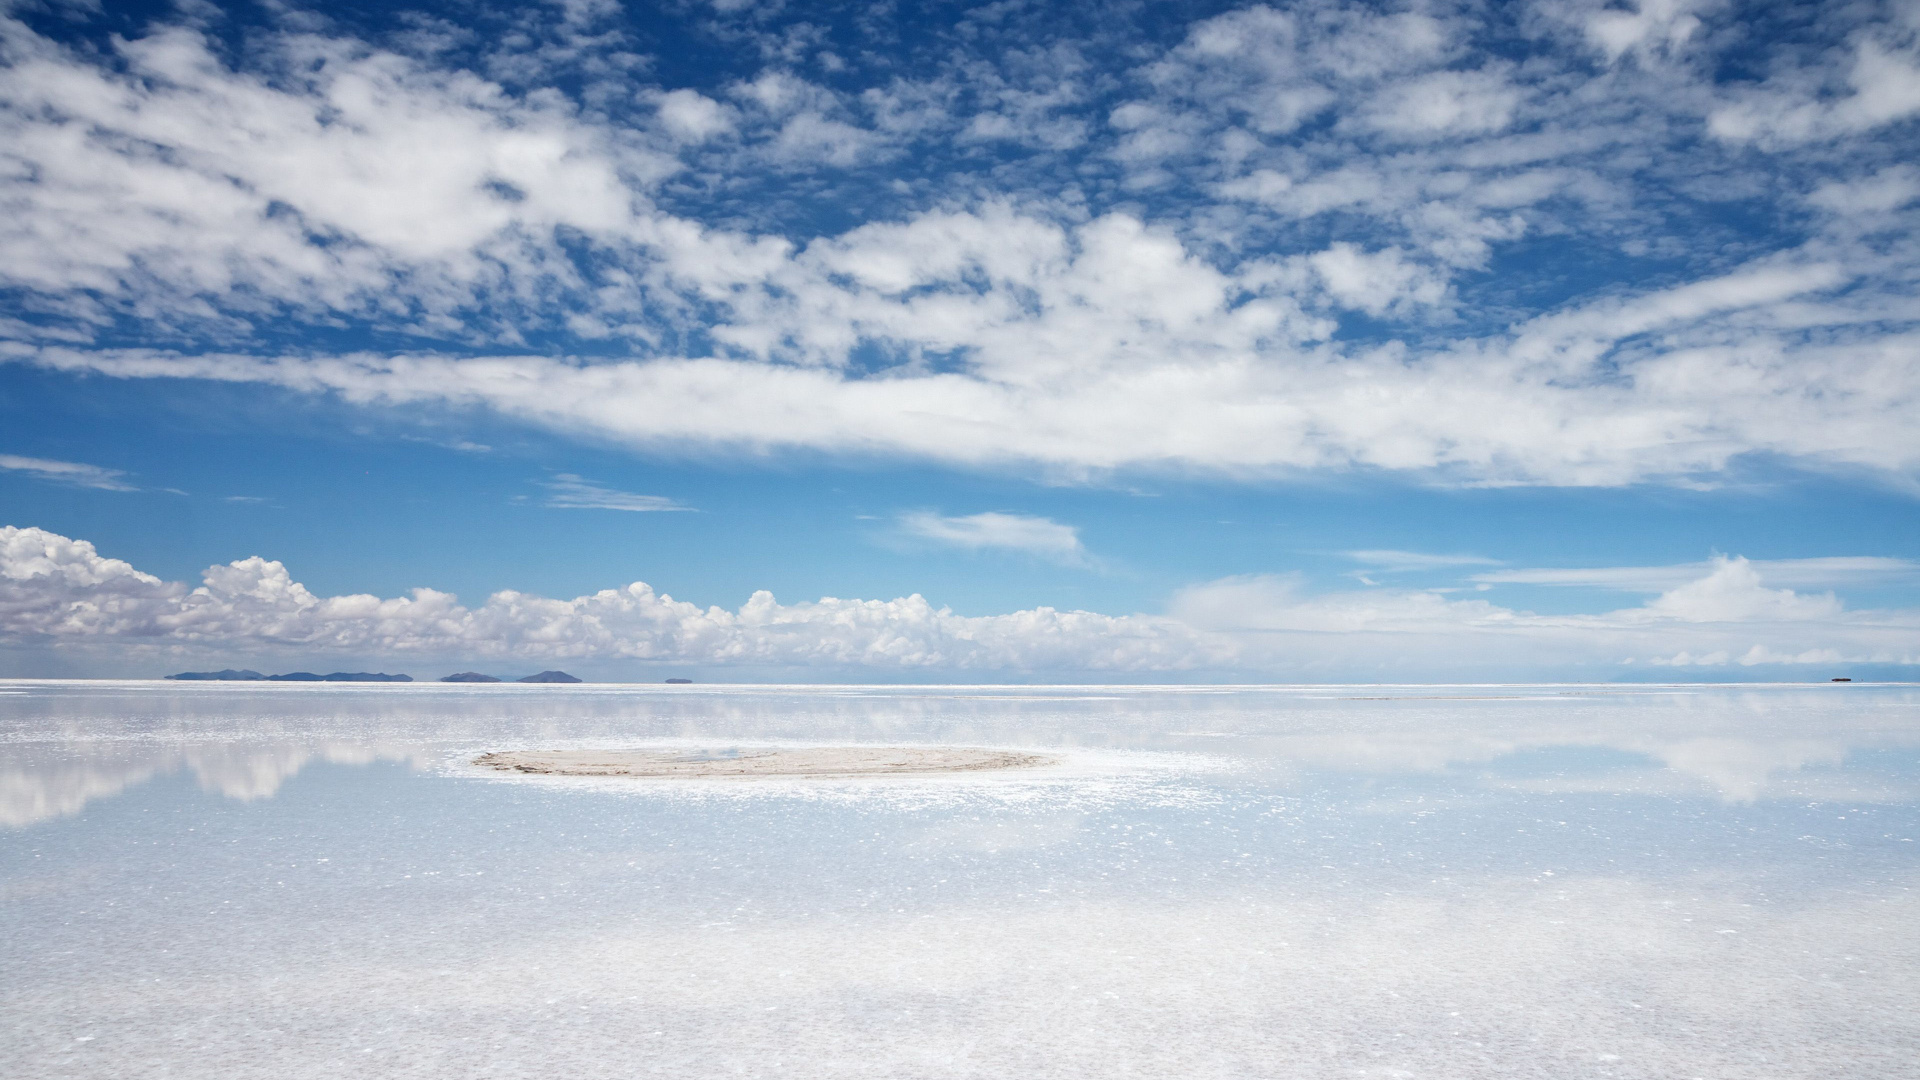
[2,0,1918,680]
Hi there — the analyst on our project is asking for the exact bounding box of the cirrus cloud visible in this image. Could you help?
[0,454,136,492]
[898,511,1087,564]
[541,474,689,512]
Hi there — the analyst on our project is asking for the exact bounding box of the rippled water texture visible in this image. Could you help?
[3,681,1917,1078]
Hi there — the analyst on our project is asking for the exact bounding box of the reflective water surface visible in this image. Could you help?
[3,681,1917,1078]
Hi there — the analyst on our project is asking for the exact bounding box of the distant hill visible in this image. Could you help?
[267,672,413,682]
[166,669,412,682]
[517,670,582,683]
[665,678,693,684]
[441,672,502,683]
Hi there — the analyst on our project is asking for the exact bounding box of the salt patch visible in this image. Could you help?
[472,746,1055,778]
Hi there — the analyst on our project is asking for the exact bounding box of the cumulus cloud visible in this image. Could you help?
[1635,558,1843,623]
[3,528,1915,676]
[0,454,136,491]
[0,526,1207,673]
[651,88,736,142]
[898,512,1087,564]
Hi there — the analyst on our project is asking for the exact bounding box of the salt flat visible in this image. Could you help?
[2,681,1917,1078]
[473,745,1056,778]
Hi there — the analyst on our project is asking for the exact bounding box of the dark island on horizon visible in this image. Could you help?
[158,669,706,684]
[166,670,412,682]
[164,669,587,683]
[439,670,584,683]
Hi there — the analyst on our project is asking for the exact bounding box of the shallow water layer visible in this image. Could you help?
[3,681,1917,1079]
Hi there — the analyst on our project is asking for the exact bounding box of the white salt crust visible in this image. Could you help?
[472,745,1057,778]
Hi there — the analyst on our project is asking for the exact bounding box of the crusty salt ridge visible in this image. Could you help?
[471,746,1056,778]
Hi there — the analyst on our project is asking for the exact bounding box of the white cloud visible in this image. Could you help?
[0,454,135,491]
[542,474,688,512]
[0,527,178,640]
[1164,555,1920,671]
[1357,68,1521,140]
[651,88,736,142]
[1842,34,1920,129]
[1346,550,1501,573]
[0,526,1206,673]
[1475,556,1920,592]
[17,249,1912,485]
[0,16,664,341]
[0,3,1916,493]
[1809,165,1920,215]
[1708,24,1920,146]
[768,111,882,168]
[4,528,1915,677]
[725,71,888,169]
[1734,644,1846,667]
[1168,572,1518,634]
[1306,243,1450,316]
[898,512,1086,563]
[1139,4,1451,138]
[1581,0,1710,66]
[1635,557,1843,623]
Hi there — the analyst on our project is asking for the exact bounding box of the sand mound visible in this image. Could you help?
[472,746,1056,778]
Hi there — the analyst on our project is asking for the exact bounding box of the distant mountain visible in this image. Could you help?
[665,678,693,684]
[441,672,502,683]
[267,672,413,682]
[164,669,413,681]
[517,670,582,683]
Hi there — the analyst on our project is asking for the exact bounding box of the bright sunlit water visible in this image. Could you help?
[4,681,1917,1078]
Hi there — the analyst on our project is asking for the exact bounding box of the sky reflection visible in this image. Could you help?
[3,682,1915,825]
[3,683,1917,1078]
